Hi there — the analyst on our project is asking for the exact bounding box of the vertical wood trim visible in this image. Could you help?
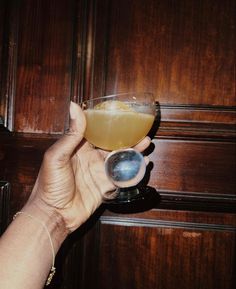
[0,0,19,132]
[83,0,96,100]
[71,0,99,103]
[73,0,111,100]
[93,0,111,99]
[70,0,88,103]
[0,181,10,235]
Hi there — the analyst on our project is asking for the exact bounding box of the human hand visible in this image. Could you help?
[27,102,151,232]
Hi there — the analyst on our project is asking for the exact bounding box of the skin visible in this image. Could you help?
[0,102,151,289]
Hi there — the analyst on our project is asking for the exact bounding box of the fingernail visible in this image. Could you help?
[144,136,151,144]
[70,101,77,119]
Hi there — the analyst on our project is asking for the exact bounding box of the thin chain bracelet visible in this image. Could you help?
[13,211,56,286]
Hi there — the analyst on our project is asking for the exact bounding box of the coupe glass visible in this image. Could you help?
[82,92,156,204]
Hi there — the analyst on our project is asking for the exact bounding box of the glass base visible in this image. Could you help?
[103,186,155,204]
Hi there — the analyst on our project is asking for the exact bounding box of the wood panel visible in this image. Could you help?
[0,133,55,216]
[14,0,75,133]
[0,0,88,133]
[97,226,234,289]
[149,139,236,203]
[76,209,236,289]
[90,0,235,106]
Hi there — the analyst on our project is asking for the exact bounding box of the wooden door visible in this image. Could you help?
[0,0,235,289]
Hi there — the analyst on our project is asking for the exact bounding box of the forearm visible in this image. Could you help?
[0,201,69,289]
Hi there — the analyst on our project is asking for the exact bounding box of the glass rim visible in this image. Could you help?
[81,92,154,105]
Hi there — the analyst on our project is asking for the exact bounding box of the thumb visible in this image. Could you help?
[68,101,86,137]
[46,101,86,163]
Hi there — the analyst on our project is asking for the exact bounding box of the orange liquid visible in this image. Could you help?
[84,109,154,150]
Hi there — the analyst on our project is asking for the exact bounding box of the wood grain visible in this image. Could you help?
[13,0,76,133]
[74,209,236,289]
[149,139,236,195]
[89,0,235,106]
[95,221,235,289]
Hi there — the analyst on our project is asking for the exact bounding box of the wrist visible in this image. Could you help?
[2,200,69,288]
[22,200,69,251]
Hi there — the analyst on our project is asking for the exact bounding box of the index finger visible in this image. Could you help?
[133,136,151,152]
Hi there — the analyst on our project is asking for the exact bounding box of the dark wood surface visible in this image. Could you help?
[91,0,235,104]
[0,1,235,289]
[98,213,235,289]
[0,181,10,235]
[0,0,7,124]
